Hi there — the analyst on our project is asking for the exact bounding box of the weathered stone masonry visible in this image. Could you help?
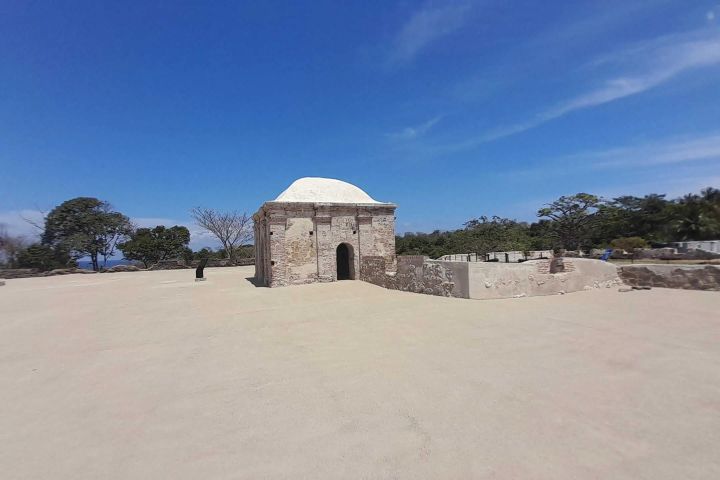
[619,264,720,291]
[361,256,621,300]
[253,178,397,287]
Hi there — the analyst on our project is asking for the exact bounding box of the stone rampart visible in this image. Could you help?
[619,265,720,291]
[361,256,620,300]
[360,256,466,297]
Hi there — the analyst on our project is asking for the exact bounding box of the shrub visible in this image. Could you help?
[610,237,649,252]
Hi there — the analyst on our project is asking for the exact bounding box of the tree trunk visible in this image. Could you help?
[223,242,234,262]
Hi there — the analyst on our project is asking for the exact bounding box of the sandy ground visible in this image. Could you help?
[1,267,719,479]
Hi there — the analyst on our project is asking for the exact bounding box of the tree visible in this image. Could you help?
[190,208,252,262]
[16,243,74,271]
[697,187,720,238]
[461,216,532,254]
[193,247,217,260]
[43,197,132,271]
[537,193,602,250]
[118,225,191,268]
[610,237,649,252]
[596,194,671,244]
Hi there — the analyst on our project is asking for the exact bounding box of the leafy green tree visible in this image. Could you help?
[394,187,719,259]
[43,197,132,271]
[233,244,255,259]
[700,187,720,219]
[16,243,74,271]
[670,192,720,241]
[181,247,195,265]
[610,237,649,252]
[597,194,671,243]
[118,225,191,268]
[537,193,602,250]
[526,219,559,251]
[194,247,216,259]
[461,216,533,254]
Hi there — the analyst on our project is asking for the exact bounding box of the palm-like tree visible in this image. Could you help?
[673,190,720,241]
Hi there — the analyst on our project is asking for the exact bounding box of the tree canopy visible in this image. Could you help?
[42,197,132,271]
[118,225,191,268]
[396,187,720,258]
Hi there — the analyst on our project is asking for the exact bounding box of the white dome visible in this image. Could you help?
[274,177,384,204]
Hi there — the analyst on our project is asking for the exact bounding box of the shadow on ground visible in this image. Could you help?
[244,276,266,287]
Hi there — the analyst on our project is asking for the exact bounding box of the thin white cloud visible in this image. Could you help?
[388,1,473,66]
[519,30,720,133]
[568,132,720,168]
[387,116,443,140]
[445,29,720,149]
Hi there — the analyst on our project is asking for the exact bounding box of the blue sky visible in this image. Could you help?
[2,0,719,249]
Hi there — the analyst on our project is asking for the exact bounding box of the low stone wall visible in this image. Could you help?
[361,256,620,300]
[0,268,97,279]
[147,260,190,270]
[0,268,39,279]
[147,258,255,270]
[360,256,466,297]
[467,258,619,299]
[438,250,553,263]
[619,265,720,291]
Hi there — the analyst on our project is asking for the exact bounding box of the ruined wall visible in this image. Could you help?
[360,256,465,297]
[328,213,360,280]
[268,215,288,286]
[672,240,720,254]
[371,214,396,270]
[467,258,618,299]
[361,256,621,300]
[619,265,720,291]
[439,251,553,263]
[253,218,270,285]
[254,202,396,287]
[285,217,318,284]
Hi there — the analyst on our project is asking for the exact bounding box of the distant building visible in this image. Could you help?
[253,178,396,287]
[671,240,720,254]
[438,251,553,263]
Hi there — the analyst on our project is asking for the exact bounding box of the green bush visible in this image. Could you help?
[610,237,649,251]
[16,244,74,271]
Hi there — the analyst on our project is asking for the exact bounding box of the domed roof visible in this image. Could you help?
[274,177,384,204]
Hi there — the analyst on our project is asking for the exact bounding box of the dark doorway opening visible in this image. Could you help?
[336,243,353,280]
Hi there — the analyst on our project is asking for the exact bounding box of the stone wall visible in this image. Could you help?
[360,256,466,297]
[0,268,97,279]
[619,265,720,291]
[467,258,618,300]
[361,256,621,300]
[254,202,396,287]
[147,258,254,270]
[1,259,253,278]
[671,240,720,254]
[438,250,552,263]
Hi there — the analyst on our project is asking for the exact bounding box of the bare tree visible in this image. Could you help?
[190,208,253,261]
[20,208,46,233]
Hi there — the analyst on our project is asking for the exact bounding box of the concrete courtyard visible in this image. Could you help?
[1,266,719,479]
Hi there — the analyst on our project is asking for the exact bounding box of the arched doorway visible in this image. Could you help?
[336,243,354,280]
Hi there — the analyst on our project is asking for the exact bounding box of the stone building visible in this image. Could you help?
[253,177,396,287]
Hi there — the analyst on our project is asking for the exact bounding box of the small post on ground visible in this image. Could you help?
[195,257,208,282]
